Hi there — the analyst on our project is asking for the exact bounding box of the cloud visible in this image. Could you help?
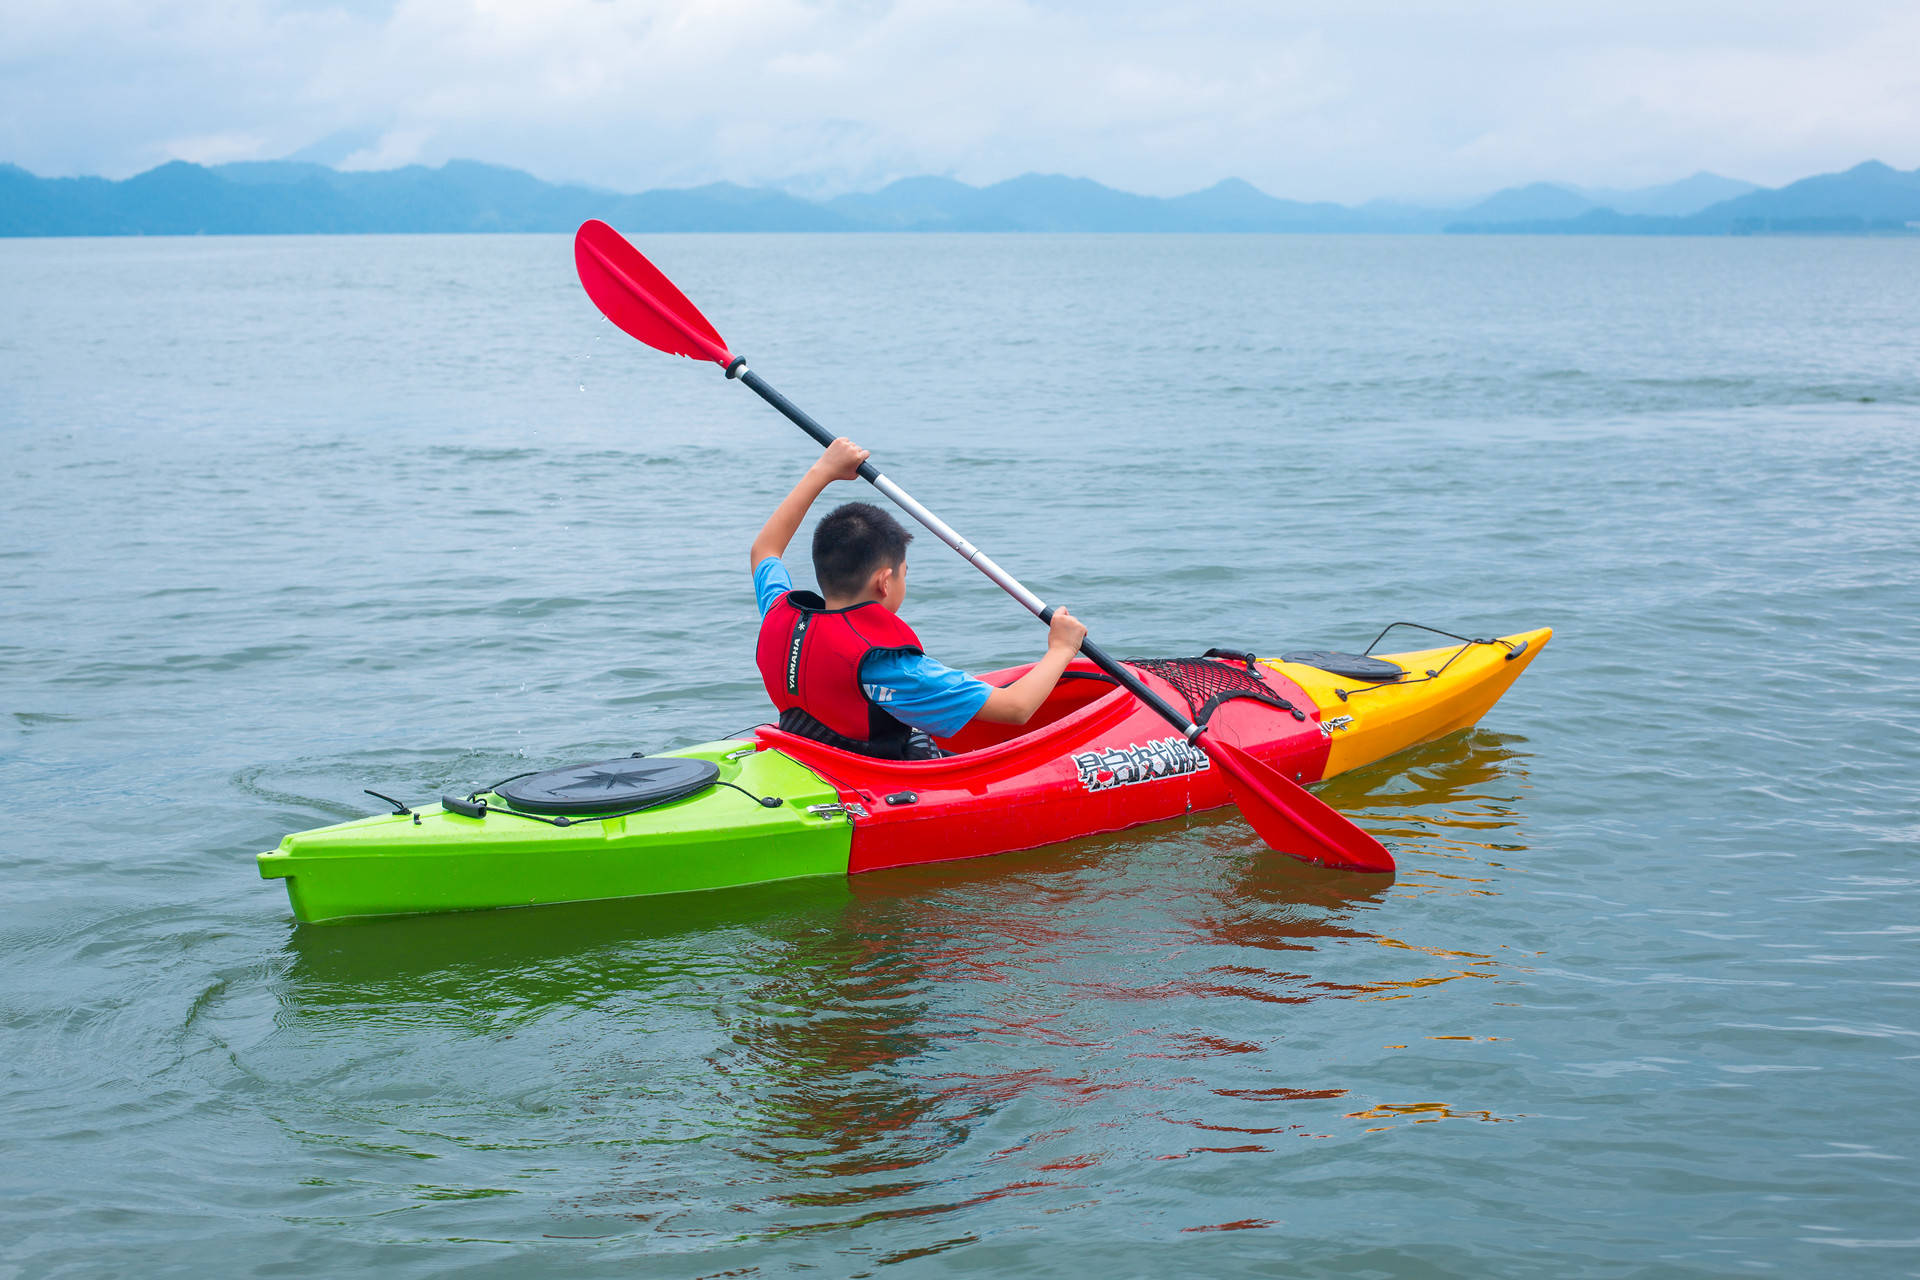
[1,0,1916,201]
[157,130,272,166]
[339,127,433,172]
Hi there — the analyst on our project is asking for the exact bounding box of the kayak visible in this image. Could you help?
[258,626,1549,924]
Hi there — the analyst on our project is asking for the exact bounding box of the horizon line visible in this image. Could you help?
[3,155,1802,211]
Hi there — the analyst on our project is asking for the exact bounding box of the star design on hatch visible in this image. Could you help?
[553,768,658,793]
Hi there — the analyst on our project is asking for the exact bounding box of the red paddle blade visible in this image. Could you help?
[575,220,733,367]
[1200,733,1395,873]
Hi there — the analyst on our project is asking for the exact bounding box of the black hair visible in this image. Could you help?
[813,502,912,599]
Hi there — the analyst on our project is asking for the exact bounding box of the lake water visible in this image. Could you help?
[3,232,1917,1277]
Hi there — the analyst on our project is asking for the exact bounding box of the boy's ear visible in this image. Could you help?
[869,562,905,602]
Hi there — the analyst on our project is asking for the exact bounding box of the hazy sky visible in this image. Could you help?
[6,0,1917,202]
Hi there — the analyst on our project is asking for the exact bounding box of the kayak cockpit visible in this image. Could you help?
[755,659,1136,772]
[938,666,1122,753]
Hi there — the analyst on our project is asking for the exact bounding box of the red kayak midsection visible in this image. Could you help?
[755,659,1331,874]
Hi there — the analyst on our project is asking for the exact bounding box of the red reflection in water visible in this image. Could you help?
[570,731,1539,1233]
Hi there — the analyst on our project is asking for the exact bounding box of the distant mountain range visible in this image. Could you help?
[3,158,1916,236]
[1444,161,1920,235]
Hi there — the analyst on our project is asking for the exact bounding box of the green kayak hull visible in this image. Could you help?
[258,741,848,924]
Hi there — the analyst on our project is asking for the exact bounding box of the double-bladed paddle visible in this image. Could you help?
[573,219,1394,874]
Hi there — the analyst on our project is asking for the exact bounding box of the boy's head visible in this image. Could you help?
[813,502,913,606]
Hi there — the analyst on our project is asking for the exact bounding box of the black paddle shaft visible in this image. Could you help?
[730,365,1204,741]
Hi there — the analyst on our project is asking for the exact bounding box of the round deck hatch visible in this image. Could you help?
[493,756,720,815]
[1279,650,1406,683]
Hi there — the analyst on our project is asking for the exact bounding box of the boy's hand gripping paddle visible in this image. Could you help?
[574,219,1394,874]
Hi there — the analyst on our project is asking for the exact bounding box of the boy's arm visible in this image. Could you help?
[974,609,1089,725]
[750,437,870,567]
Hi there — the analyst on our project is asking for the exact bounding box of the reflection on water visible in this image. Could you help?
[1321,729,1537,891]
[1344,1100,1525,1131]
[281,875,858,1014]
[1318,728,1534,827]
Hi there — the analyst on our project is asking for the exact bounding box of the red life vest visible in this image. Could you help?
[756,590,925,758]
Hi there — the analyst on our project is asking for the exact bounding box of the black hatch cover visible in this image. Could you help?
[1279,650,1406,683]
[493,756,720,815]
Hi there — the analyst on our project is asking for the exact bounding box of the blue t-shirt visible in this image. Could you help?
[754,557,990,739]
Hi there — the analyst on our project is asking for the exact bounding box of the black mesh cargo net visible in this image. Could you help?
[1124,655,1306,725]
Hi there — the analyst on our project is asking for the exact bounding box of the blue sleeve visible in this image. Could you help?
[859,650,992,739]
[753,556,794,617]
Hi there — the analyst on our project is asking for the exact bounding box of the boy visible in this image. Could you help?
[751,437,1088,760]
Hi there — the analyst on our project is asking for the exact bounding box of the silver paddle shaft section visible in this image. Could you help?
[730,363,1202,740]
[866,472,1050,620]
[732,364,1049,617]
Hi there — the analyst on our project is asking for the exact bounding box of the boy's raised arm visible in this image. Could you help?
[750,437,870,567]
